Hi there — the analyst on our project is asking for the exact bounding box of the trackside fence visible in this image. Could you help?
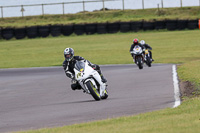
[1,0,200,18]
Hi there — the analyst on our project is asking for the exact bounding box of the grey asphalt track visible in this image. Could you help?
[0,64,175,133]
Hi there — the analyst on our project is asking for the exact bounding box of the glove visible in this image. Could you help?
[66,71,74,79]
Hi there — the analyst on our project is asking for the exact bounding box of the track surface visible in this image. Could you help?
[0,64,175,132]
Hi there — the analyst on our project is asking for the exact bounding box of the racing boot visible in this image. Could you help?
[100,74,107,83]
[96,68,107,83]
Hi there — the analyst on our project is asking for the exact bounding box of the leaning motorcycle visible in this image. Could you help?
[144,49,152,67]
[73,60,108,101]
[130,45,144,69]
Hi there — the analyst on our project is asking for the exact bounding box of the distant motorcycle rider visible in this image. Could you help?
[129,38,145,58]
[140,40,154,61]
[63,48,107,90]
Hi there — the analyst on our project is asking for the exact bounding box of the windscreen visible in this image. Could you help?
[75,61,85,71]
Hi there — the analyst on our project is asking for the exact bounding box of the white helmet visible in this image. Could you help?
[140,40,145,45]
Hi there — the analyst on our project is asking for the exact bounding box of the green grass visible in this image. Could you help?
[16,97,200,133]
[0,6,200,28]
[1,30,200,68]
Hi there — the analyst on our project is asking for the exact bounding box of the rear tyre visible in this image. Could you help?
[86,81,101,101]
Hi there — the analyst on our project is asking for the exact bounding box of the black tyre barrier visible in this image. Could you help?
[130,21,143,32]
[38,25,50,37]
[26,26,38,39]
[107,22,120,33]
[85,23,97,35]
[14,27,26,39]
[143,21,155,31]
[62,24,74,36]
[166,20,178,31]
[187,20,198,30]
[74,24,85,35]
[50,25,62,37]
[177,20,188,30]
[154,20,166,30]
[0,28,2,39]
[2,28,14,40]
[96,23,107,34]
[120,22,131,32]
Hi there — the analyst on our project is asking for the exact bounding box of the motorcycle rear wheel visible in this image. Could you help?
[86,81,101,101]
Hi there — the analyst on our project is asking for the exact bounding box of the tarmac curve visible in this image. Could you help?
[0,64,177,133]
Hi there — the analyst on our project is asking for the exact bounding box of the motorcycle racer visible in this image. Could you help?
[130,38,145,57]
[62,48,107,90]
[140,40,154,61]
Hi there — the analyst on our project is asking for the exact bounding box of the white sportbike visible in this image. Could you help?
[73,60,108,101]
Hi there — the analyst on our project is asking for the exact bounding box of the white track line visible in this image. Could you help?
[172,65,181,108]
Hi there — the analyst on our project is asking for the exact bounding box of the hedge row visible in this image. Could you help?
[0,19,198,40]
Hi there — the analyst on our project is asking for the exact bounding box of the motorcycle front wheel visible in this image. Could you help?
[146,56,152,67]
[86,81,101,101]
[137,57,143,69]
[101,88,108,99]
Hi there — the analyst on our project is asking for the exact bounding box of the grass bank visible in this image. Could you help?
[0,6,200,28]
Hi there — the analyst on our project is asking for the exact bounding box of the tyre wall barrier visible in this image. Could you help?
[74,24,85,35]
[143,21,155,31]
[0,28,2,39]
[107,22,120,33]
[96,23,107,34]
[26,26,38,39]
[1,28,14,40]
[177,20,188,30]
[187,19,198,30]
[62,24,74,36]
[130,21,143,32]
[15,27,26,39]
[166,20,177,31]
[85,23,97,35]
[50,25,62,37]
[0,19,199,40]
[38,25,50,37]
[154,20,166,30]
[120,22,131,33]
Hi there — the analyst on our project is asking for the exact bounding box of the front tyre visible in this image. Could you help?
[146,57,152,67]
[86,81,101,101]
[137,57,143,69]
[101,88,108,99]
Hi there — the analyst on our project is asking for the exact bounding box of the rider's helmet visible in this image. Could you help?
[133,38,139,44]
[140,40,146,45]
[64,48,74,61]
